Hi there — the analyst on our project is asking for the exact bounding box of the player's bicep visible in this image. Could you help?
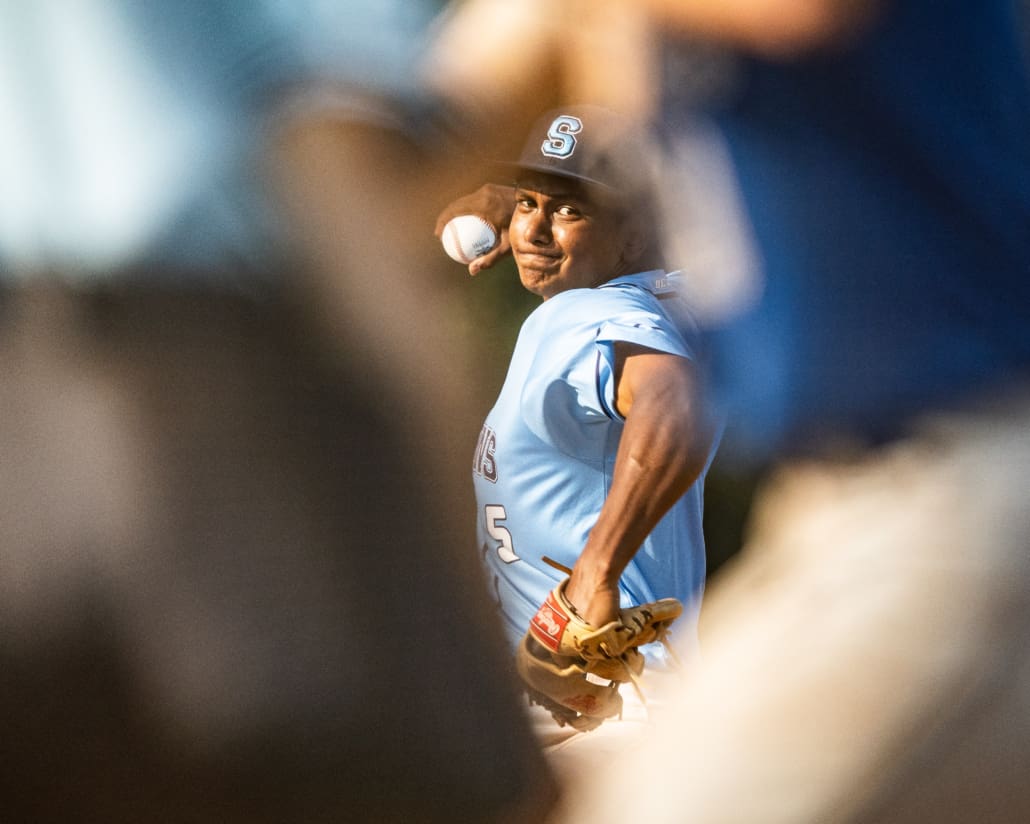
[613,342,696,419]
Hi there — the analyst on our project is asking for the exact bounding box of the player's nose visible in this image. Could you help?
[522,209,553,245]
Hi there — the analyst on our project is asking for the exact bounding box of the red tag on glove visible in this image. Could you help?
[529,591,569,652]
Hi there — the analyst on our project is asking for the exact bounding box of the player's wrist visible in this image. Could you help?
[564,574,619,627]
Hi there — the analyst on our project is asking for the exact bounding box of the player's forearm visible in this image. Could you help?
[588,385,706,572]
[566,371,710,624]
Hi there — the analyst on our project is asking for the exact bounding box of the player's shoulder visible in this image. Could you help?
[597,271,682,308]
[526,271,697,341]
[544,271,670,316]
[599,271,697,329]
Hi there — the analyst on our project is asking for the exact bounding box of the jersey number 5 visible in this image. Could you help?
[485,504,520,563]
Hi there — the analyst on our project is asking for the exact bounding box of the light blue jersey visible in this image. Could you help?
[473,270,713,660]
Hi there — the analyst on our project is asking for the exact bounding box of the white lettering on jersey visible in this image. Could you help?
[473,423,498,483]
[485,504,519,563]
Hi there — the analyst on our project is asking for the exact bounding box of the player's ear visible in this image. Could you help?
[618,214,651,266]
[623,228,647,261]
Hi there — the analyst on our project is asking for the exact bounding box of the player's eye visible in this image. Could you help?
[556,204,581,218]
[514,192,537,210]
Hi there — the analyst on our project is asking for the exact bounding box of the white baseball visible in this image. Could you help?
[441,215,498,264]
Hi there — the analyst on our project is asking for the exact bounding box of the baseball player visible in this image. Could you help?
[439,105,720,750]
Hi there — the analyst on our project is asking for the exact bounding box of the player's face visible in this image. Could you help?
[509,174,635,300]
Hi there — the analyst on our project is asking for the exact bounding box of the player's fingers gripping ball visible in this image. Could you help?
[516,578,683,731]
[441,215,499,263]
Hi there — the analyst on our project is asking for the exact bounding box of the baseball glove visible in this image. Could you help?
[516,578,683,731]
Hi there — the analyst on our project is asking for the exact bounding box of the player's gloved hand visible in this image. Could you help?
[515,578,683,732]
[433,184,514,275]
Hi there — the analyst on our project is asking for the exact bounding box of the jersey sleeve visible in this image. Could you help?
[594,302,695,421]
[517,284,697,455]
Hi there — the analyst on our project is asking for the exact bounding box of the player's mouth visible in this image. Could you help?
[514,250,562,268]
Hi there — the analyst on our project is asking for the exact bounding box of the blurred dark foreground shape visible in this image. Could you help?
[0,280,552,823]
[0,2,555,821]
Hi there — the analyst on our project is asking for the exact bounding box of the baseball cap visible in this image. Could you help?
[495,104,657,197]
